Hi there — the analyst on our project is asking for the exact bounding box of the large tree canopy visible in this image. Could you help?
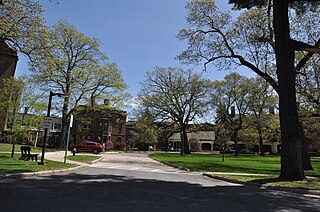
[0,77,46,157]
[139,67,212,155]
[30,20,127,147]
[178,0,319,180]
[0,0,47,58]
[211,73,250,156]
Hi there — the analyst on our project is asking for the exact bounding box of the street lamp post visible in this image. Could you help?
[38,91,65,165]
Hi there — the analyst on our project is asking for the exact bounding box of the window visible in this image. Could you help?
[118,123,122,133]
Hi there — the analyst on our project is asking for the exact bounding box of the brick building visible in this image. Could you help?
[72,105,127,150]
[0,39,18,132]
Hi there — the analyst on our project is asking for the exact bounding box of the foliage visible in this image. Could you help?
[245,77,278,155]
[178,0,319,108]
[29,20,127,147]
[292,8,320,116]
[0,77,45,147]
[30,20,126,106]
[214,105,232,127]
[0,0,48,58]
[138,67,212,155]
[238,127,258,144]
[214,124,232,161]
[239,116,280,144]
[179,0,320,180]
[229,0,320,12]
[228,0,267,9]
[131,113,157,150]
[211,73,251,155]
[154,121,178,151]
[302,117,320,152]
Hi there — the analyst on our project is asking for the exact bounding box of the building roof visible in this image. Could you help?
[169,131,215,141]
[0,39,17,56]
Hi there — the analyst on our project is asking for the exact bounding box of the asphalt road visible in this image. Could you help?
[0,152,319,212]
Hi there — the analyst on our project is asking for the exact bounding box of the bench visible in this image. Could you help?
[19,146,39,161]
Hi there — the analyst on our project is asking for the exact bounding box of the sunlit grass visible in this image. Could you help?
[150,153,320,190]
[0,143,56,153]
[67,155,100,164]
[0,153,75,174]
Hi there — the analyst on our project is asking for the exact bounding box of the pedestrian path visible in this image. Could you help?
[45,151,88,165]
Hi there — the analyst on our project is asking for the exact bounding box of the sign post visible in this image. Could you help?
[39,91,65,165]
[43,117,52,129]
[64,114,73,164]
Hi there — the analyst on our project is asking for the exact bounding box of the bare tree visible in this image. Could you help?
[139,67,212,155]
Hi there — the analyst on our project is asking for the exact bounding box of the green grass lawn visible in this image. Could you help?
[150,153,320,190]
[0,153,75,174]
[0,143,56,153]
[67,155,100,164]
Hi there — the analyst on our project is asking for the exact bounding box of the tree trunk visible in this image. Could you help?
[11,143,15,158]
[232,129,239,156]
[179,123,185,156]
[179,123,190,155]
[59,96,70,148]
[180,130,185,156]
[299,122,313,170]
[258,128,265,156]
[182,128,190,154]
[221,142,225,162]
[274,0,304,180]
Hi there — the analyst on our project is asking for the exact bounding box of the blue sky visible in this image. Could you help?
[16,0,254,99]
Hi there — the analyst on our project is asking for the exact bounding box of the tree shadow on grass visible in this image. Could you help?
[248,177,320,191]
[0,172,319,212]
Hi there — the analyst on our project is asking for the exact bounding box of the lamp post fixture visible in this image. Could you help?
[38,91,65,165]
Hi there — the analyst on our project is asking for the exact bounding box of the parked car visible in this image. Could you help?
[72,141,103,154]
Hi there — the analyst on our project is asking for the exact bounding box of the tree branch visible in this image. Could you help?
[295,38,320,72]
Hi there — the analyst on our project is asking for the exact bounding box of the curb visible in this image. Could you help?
[90,155,103,164]
[150,156,320,196]
[151,157,190,172]
[0,155,103,180]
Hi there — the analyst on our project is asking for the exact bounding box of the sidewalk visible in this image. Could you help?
[45,151,88,165]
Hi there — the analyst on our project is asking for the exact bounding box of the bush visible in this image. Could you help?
[114,141,126,150]
[1,131,28,144]
[239,149,251,154]
[135,143,149,151]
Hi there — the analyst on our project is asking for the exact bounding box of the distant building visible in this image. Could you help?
[168,131,216,151]
[72,105,127,150]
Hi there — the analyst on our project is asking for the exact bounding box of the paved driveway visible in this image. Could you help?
[0,152,319,211]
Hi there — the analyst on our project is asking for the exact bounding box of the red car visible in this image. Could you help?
[73,141,103,154]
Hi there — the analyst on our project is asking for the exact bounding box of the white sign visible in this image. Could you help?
[43,117,52,129]
[69,114,74,128]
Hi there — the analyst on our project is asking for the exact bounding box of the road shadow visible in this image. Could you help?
[0,173,319,212]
